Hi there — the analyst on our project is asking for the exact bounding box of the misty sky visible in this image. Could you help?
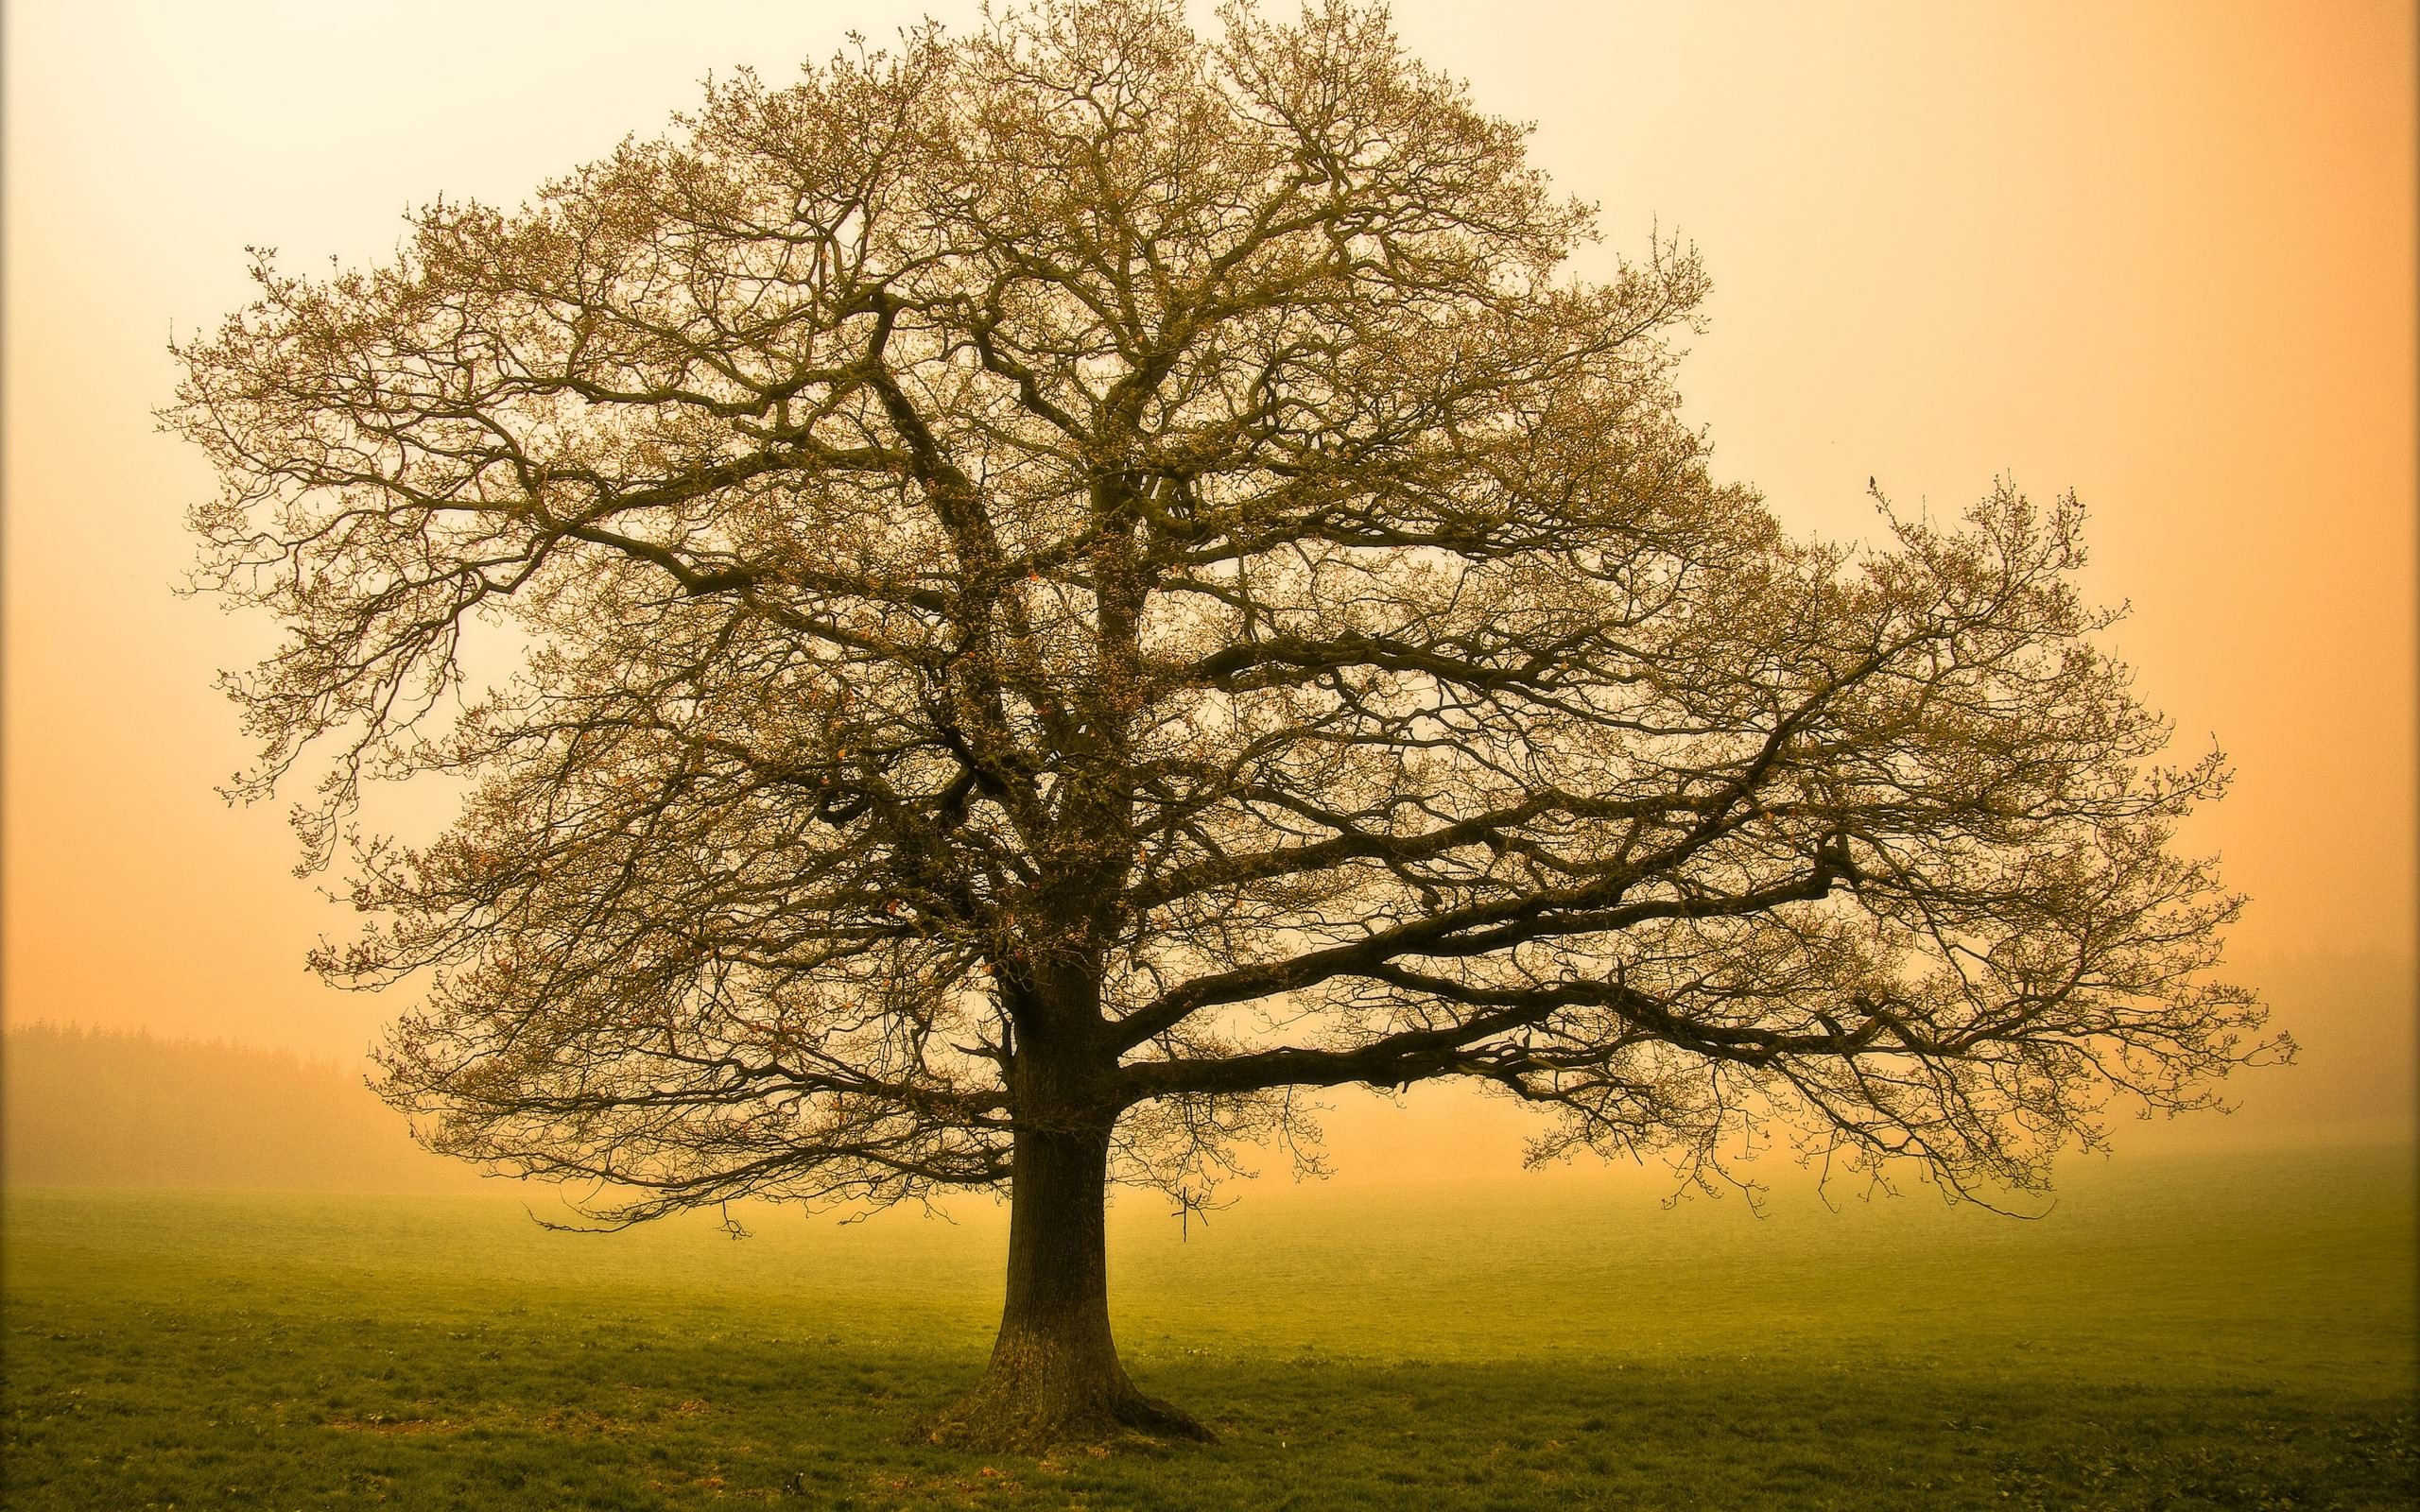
[3,1,2411,1167]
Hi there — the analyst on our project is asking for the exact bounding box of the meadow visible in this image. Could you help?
[4,1144,2413,1509]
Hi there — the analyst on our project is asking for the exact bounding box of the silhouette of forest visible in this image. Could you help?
[2,1023,477,1193]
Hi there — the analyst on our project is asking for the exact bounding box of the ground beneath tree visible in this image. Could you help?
[4,1155,2411,1508]
[914,1379,1217,1453]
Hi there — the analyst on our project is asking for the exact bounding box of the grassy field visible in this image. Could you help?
[4,1145,2413,1509]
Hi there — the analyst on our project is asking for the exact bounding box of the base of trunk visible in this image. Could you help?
[913,1333,1216,1452]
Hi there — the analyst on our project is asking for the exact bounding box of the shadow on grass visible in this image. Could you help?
[6,1297,2414,1511]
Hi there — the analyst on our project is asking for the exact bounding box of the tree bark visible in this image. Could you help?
[919,1115,1213,1449]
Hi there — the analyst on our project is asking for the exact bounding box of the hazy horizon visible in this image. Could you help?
[5,968,2406,1211]
[5,1,2414,1184]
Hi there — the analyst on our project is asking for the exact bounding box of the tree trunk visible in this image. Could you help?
[919,1117,1213,1450]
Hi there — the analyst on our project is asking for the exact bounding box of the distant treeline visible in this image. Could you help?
[2,1022,483,1193]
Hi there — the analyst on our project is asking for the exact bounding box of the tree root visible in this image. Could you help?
[911,1380,1217,1453]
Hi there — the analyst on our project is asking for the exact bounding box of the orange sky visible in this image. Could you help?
[5,2,2412,1167]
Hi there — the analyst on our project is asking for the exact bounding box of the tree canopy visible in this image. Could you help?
[169,0,2273,1445]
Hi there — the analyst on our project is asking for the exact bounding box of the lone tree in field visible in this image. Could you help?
[172,0,2272,1448]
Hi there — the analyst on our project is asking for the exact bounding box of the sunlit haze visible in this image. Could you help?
[5,1,2411,1187]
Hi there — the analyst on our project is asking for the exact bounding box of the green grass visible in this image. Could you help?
[5,1146,2414,1509]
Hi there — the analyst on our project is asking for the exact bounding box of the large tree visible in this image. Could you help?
[170,0,2272,1448]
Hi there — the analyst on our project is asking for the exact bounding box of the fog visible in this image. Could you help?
[9,941,2404,1205]
[4,1,2413,1193]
